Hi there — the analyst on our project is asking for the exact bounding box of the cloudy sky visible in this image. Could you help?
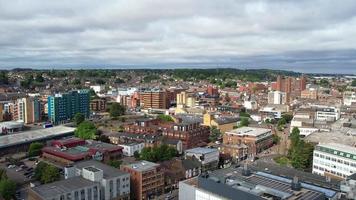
[0,0,356,73]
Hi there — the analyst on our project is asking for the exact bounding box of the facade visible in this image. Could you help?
[11,97,41,124]
[140,89,168,109]
[29,160,130,200]
[119,142,145,157]
[90,98,106,112]
[185,147,219,171]
[203,113,239,133]
[121,160,164,200]
[223,127,273,160]
[48,90,90,124]
[343,91,356,106]
[268,91,287,104]
[340,174,356,199]
[315,106,340,122]
[301,88,318,100]
[312,143,356,180]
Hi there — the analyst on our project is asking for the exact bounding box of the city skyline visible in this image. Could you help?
[1,0,356,73]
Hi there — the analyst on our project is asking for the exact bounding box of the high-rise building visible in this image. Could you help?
[48,90,90,124]
[121,160,164,200]
[207,85,218,96]
[140,89,168,109]
[268,91,288,104]
[274,75,307,96]
[12,97,41,124]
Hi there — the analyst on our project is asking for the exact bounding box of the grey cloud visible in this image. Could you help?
[0,0,355,73]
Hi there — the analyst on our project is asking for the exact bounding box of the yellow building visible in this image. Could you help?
[203,113,239,133]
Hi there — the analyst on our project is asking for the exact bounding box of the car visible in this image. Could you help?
[16,168,23,172]
[7,165,16,169]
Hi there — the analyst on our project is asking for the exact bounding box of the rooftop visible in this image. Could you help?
[185,147,218,155]
[226,127,271,137]
[31,176,99,199]
[75,160,129,179]
[317,143,356,154]
[0,125,75,149]
[123,160,160,172]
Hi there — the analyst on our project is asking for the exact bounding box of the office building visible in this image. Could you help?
[121,160,164,200]
[185,147,219,171]
[315,106,340,122]
[48,90,90,124]
[223,127,273,160]
[312,143,356,180]
[29,160,130,200]
[268,91,288,105]
[343,91,356,106]
[140,89,168,109]
[119,142,145,157]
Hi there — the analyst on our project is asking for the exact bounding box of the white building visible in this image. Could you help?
[343,91,356,106]
[316,106,340,122]
[312,143,356,180]
[117,87,137,96]
[90,85,105,93]
[119,143,145,157]
[185,147,219,170]
[243,100,258,110]
[268,91,287,105]
[65,160,131,200]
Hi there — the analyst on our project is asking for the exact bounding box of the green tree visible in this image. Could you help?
[157,114,174,122]
[134,151,140,160]
[352,79,356,87]
[73,112,85,126]
[108,160,122,168]
[0,179,16,200]
[109,103,125,118]
[34,162,48,180]
[28,142,44,157]
[238,118,249,128]
[281,114,293,123]
[35,74,44,82]
[288,127,314,170]
[140,145,177,162]
[41,165,60,184]
[0,169,7,181]
[272,134,281,145]
[75,121,97,139]
[209,126,222,142]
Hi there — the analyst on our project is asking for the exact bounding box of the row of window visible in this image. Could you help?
[314,153,356,166]
[313,165,349,178]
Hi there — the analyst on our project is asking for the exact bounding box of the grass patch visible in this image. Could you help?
[273,156,290,166]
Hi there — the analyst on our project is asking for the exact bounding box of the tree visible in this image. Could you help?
[288,127,314,170]
[34,162,48,180]
[134,151,140,160]
[75,121,97,139]
[352,79,356,87]
[108,160,122,168]
[41,165,60,184]
[73,113,85,126]
[140,145,177,162]
[209,126,221,142]
[157,114,174,122]
[0,179,16,200]
[272,134,281,145]
[238,118,249,128]
[35,74,44,82]
[98,135,110,143]
[281,114,293,123]
[28,142,44,157]
[109,103,125,118]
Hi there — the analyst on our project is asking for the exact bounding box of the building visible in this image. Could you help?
[315,106,340,122]
[0,121,24,134]
[179,166,338,200]
[274,75,307,95]
[203,113,239,133]
[343,91,356,106]
[340,173,356,199]
[185,147,219,171]
[90,85,105,93]
[48,90,90,124]
[259,104,289,119]
[121,160,164,200]
[119,142,145,157]
[0,125,75,156]
[12,97,41,124]
[207,85,219,97]
[301,88,318,100]
[268,91,288,104]
[312,143,356,180]
[140,89,168,109]
[42,138,123,166]
[223,127,273,160]
[29,160,130,200]
[90,98,106,112]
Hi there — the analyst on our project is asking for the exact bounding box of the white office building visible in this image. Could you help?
[343,91,356,106]
[119,143,145,157]
[268,91,287,105]
[316,106,340,122]
[312,143,356,180]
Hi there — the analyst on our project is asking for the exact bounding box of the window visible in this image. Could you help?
[87,188,92,200]
[80,190,85,200]
[74,191,79,200]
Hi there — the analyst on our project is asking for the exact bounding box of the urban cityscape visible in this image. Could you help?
[1,1,356,200]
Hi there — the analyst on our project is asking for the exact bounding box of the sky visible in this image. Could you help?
[0,0,356,74]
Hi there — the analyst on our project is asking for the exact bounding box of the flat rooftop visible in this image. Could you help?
[124,160,159,172]
[0,125,75,149]
[304,130,356,146]
[226,127,271,137]
[185,147,218,155]
[317,143,356,154]
[31,176,99,199]
[75,160,129,179]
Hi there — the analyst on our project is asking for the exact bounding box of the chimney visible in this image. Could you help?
[291,176,301,191]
